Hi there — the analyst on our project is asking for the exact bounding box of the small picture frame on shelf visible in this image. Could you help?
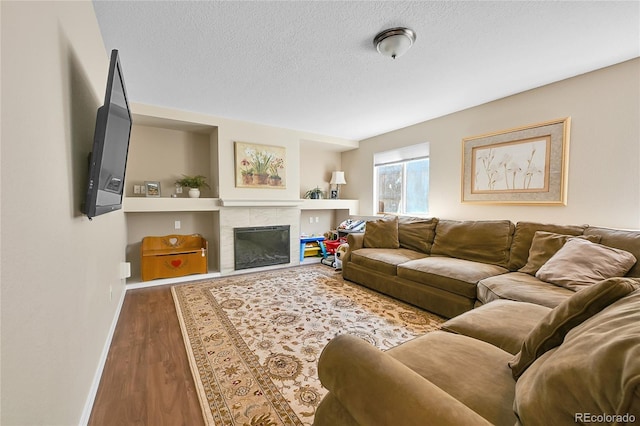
[330,190,339,199]
[145,181,161,197]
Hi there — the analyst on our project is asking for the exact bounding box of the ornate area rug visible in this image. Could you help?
[171,265,443,425]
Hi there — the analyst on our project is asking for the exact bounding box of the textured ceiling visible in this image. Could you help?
[93,1,639,141]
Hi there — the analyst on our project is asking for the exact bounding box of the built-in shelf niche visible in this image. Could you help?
[126,114,218,199]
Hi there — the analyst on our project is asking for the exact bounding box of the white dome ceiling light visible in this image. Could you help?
[374,27,416,59]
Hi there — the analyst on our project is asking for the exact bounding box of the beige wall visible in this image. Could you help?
[1,1,127,424]
[342,59,640,229]
[299,144,343,198]
[126,212,220,280]
[130,103,357,203]
[127,125,213,198]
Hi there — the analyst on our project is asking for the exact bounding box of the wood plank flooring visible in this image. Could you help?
[89,286,205,426]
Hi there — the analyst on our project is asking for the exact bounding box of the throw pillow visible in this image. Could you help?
[363,216,399,249]
[397,217,438,254]
[535,238,637,290]
[508,277,640,380]
[519,231,601,276]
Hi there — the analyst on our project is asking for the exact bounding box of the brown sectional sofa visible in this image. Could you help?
[315,278,640,425]
[342,217,640,318]
[315,217,640,425]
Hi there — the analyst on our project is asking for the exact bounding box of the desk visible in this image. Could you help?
[300,236,327,261]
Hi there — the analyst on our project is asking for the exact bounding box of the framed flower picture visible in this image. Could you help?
[462,118,570,205]
[234,142,287,189]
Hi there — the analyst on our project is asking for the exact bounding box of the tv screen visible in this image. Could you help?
[83,49,132,219]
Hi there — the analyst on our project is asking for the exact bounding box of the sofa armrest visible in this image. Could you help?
[346,232,364,250]
[318,334,492,426]
[342,233,364,265]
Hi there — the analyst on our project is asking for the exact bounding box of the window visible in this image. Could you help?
[374,143,429,215]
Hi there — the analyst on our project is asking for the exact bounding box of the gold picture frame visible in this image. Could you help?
[462,118,570,205]
[234,142,287,189]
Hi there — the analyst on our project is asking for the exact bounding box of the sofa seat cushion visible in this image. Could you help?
[398,257,508,299]
[442,300,551,354]
[477,272,573,308]
[350,248,428,276]
[388,331,517,425]
[514,289,640,424]
[317,334,493,426]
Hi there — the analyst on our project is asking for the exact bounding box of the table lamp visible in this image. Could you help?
[330,171,347,199]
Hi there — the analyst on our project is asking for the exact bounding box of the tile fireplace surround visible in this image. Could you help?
[219,207,301,275]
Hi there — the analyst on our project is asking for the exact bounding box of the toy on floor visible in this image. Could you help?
[334,243,349,270]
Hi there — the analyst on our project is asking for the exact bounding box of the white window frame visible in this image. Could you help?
[373,143,429,216]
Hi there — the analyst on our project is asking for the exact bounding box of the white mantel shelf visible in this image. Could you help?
[220,199,305,207]
[300,199,359,214]
[123,197,359,214]
[123,197,221,212]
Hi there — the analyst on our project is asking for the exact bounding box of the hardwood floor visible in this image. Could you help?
[89,286,205,426]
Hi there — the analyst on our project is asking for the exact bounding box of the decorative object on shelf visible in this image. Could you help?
[304,187,324,199]
[374,27,416,59]
[235,141,286,189]
[145,181,161,198]
[330,171,347,199]
[175,175,210,199]
[462,117,570,205]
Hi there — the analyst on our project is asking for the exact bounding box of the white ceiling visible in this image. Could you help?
[92,1,639,141]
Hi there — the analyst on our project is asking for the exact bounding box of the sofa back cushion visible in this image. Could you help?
[535,239,637,291]
[514,288,640,424]
[584,226,640,277]
[363,216,399,249]
[518,231,601,275]
[397,217,438,254]
[509,277,640,380]
[431,220,514,268]
[507,222,586,271]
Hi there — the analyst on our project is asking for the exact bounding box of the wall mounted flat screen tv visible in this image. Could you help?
[83,49,132,219]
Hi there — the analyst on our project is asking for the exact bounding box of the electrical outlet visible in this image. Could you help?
[175,220,181,229]
[309,217,313,224]
[133,185,141,194]
[120,262,131,279]
[315,217,319,223]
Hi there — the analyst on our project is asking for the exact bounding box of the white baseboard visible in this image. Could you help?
[78,286,127,426]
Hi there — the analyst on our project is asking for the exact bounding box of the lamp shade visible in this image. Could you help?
[330,171,346,185]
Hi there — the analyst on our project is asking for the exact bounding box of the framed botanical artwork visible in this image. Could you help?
[234,142,287,189]
[145,181,161,197]
[462,117,570,205]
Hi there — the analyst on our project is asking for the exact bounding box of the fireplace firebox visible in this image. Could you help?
[234,225,290,270]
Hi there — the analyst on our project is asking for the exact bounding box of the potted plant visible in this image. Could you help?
[251,150,274,185]
[175,175,210,198]
[268,157,284,186]
[304,187,324,199]
[240,159,254,185]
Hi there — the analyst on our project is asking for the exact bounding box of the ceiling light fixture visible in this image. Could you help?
[374,27,416,59]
